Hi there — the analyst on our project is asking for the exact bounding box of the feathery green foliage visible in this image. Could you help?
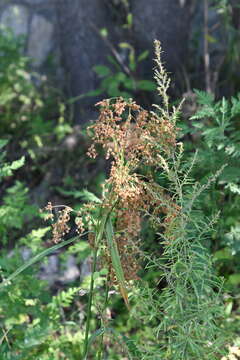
[180,90,240,289]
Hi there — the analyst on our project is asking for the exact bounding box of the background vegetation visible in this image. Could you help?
[0,1,240,359]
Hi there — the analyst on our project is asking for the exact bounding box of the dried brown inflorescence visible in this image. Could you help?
[42,95,180,286]
[42,42,181,299]
[87,97,180,284]
[41,203,74,244]
[88,97,176,166]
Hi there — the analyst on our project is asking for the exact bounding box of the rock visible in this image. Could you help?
[131,0,193,90]
[39,254,80,285]
[60,255,80,283]
[56,0,119,124]
[28,14,53,66]
[1,5,29,36]
[80,257,92,279]
[21,247,32,261]
[39,254,59,285]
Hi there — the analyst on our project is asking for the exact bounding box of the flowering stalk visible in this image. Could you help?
[40,40,226,358]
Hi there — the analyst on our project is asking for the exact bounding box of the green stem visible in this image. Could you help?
[82,210,111,359]
[97,277,110,360]
[82,245,98,359]
[82,188,118,359]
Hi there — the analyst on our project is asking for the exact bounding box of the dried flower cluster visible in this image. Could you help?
[87,95,181,283]
[41,203,74,243]
[222,346,240,360]
[88,97,176,166]
[43,41,181,290]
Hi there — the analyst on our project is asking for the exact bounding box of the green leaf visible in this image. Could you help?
[119,42,132,50]
[107,80,121,97]
[115,72,127,82]
[85,88,103,97]
[224,225,240,255]
[20,227,50,249]
[231,96,240,117]
[194,89,215,106]
[137,80,156,91]
[100,268,108,276]
[206,34,217,43]
[51,287,81,308]
[100,28,108,37]
[105,218,129,309]
[137,50,149,62]
[9,156,25,171]
[202,127,225,145]
[1,156,25,179]
[93,65,111,77]
[220,97,228,116]
[0,89,16,105]
[225,301,233,316]
[79,189,102,203]
[129,51,136,72]
[124,78,136,90]
[220,166,240,183]
[67,88,103,104]
[0,139,8,150]
[190,107,215,120]
[228,274,240,286]
[127,13,133,27]
[93,271,100,280]
[213,248,233,261]
[56,188,101,203]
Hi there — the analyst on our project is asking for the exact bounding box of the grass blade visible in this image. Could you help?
[105,218,129,309]
[0,235,83,290]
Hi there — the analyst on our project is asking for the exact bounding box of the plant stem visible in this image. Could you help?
[82,189,117,359]
[97,278,110,360]
[82,208,112,359]
[82,245,98,359]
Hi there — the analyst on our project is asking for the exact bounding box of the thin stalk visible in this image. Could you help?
[82,215,106,358]
[82,199,115,359]
[97,278,110,360]
[82,245,98,359]
[82,187,118,359]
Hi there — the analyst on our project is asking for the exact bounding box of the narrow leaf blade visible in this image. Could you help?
[105,219,129,309]
[0,235,82,290]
